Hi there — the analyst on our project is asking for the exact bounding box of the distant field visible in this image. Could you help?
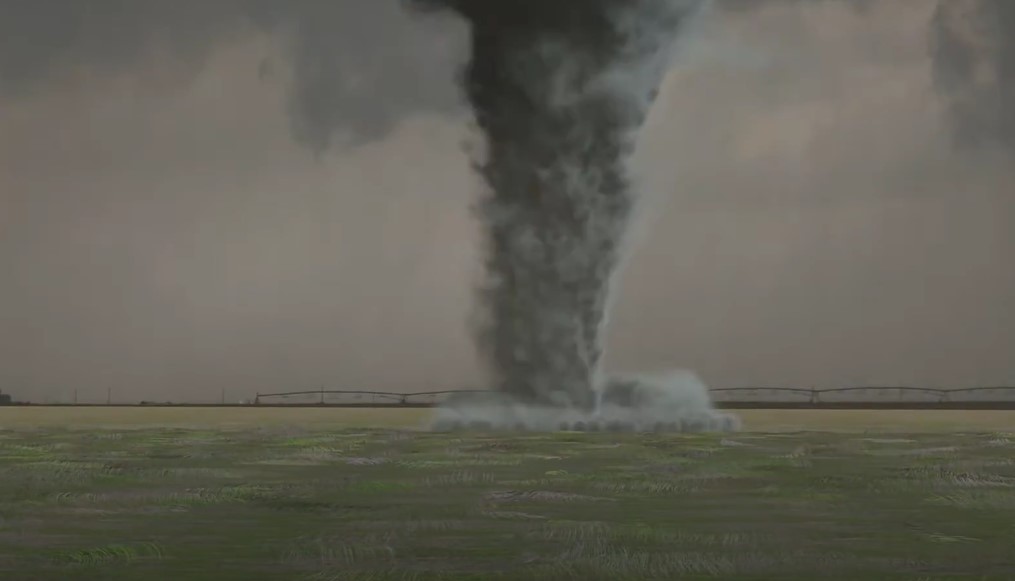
[3,406,1015,432]
[1,426,1013,580]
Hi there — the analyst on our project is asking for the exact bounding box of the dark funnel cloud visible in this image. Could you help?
[0,0,466,150]
[931,0,1015,151]
[413,0,736,432]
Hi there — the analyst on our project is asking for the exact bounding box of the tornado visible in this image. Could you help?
[416,0,738,432]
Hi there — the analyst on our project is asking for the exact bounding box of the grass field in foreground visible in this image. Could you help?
[4,407,1015,432]
[1,426,1014,580]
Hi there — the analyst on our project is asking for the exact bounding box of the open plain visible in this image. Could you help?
[1,408,1014,580]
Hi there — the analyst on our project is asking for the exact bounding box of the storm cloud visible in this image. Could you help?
[0,0,467,151]
[2,1,1012,153]
[931,0,1015,151]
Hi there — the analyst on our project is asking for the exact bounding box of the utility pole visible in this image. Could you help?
[107,387,111,405]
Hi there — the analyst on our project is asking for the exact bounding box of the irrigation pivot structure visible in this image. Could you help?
[251,387,1015,410]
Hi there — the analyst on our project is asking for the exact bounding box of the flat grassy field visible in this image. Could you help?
[1,409,1014,580]
[4,407,1015,432]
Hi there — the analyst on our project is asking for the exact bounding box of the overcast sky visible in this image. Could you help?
[1,0,1013,403]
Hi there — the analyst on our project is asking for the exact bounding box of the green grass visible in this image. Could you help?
[1,427,1014,580]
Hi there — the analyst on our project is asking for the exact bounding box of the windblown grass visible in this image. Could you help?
[1,419,1013,579]
[4,406,1015,432]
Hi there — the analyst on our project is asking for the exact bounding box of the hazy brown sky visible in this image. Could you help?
[2,0,1013,403]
